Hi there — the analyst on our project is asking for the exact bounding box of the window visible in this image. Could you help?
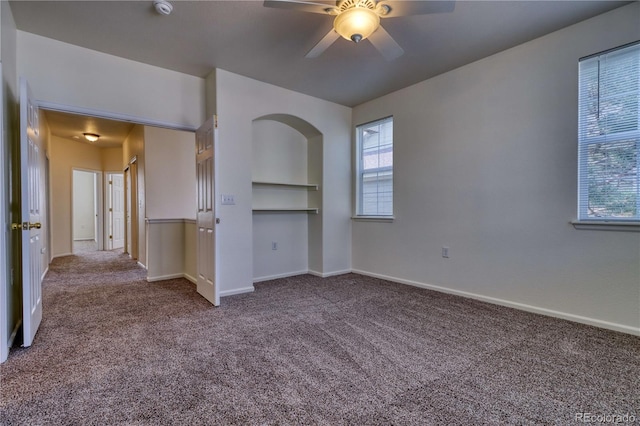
[356,117,393,217]
[578,42,640,222]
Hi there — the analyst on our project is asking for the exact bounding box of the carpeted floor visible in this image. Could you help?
[1,249,638,425]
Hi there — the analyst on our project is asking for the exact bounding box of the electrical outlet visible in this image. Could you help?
[221,194,235,205]
[272,242,278,250]
[442,247,450,258]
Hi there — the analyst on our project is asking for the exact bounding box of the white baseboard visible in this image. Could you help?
[253,270,309,283]
[147,273,185,283]
[52,253,73,259]
[41,267,49,281]
[254,269,352,282]
[351,269,640,337]
[308,269,352,278]
[184,273,196,284]
[137,261,146,270]
[220,286,255,297]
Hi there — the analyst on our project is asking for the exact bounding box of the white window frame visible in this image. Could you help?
[354,116,394,220]
[574,41,640,231]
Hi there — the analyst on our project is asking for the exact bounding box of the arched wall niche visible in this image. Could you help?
[251,114,323,282]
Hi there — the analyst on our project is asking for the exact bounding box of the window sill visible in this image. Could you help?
[571,220,640,232]
[352,216,395,223]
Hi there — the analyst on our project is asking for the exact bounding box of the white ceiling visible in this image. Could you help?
[10,0,629,108]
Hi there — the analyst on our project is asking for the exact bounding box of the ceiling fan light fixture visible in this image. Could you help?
[83,133,100,142]
[333,6,380,43]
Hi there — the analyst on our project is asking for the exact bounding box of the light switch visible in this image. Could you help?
[221,194,235,205]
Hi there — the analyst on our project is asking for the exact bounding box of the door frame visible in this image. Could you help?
[0,63,7,363]
[71,168,103,252]
[37,102,197,259]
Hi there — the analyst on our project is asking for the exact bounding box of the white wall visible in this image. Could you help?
[72,170,96,241]
[16,31,205,129]
[214,69,352,296]
[351,3,640,335]
[144,126,196,220]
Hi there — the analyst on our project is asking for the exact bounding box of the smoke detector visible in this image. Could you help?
[153,0,173,15]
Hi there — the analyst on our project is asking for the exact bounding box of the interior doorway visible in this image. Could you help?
[72,169,102,254]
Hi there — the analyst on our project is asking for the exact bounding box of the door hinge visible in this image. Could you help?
[214,115,218,129]
[109,208,113,212]
[109,180,113,185]
[109,235,113,239]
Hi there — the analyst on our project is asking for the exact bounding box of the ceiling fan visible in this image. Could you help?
[264,0,455,60]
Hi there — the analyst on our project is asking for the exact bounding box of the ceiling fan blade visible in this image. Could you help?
[306,29,340,58]
[378,1,455,18]
[263,0,338,15]
[368,25,404,61]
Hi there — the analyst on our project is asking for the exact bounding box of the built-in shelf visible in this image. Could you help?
[252,181,318,190]
[252,208,318,214]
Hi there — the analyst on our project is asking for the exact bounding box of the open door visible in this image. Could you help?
[195,116,219,306]
[108,173,125,250]
[18,78,43,347]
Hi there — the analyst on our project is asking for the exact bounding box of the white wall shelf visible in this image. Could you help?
[252,207,318,214]
[252,181,318,190]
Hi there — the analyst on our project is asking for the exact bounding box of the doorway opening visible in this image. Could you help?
[72,169,102,254]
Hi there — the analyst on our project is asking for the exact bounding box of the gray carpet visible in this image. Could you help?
[1,249,638,425]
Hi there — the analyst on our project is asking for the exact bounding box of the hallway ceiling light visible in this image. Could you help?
[83,133,100,142]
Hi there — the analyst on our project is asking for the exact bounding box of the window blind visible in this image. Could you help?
[578,42,640,221]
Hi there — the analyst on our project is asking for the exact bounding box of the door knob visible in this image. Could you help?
[13,222,41,230]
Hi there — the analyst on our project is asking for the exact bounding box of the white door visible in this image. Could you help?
[196,116,219,306]
[110,174,125,249]
[19,79,43,347]
[125,168,132,255]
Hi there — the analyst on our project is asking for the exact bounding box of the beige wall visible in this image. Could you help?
[101,147,123,172]
[351,3,640,334]
[49,137,122,257]
[49,137,102,257]
[144,126,195,220]
[146,219,197,285]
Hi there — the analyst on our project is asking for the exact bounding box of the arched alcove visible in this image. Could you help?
[251,114,323,282]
